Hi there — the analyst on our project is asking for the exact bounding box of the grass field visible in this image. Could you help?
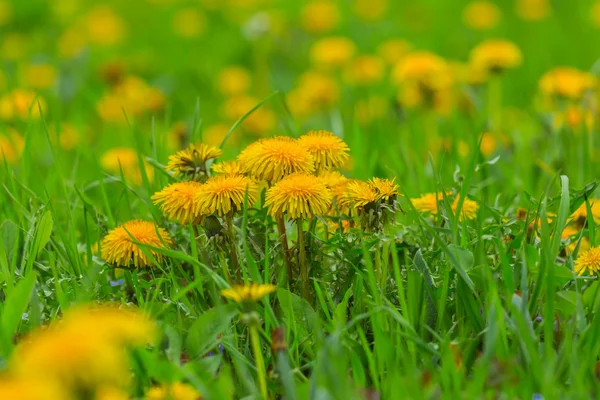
[2,0,600,399]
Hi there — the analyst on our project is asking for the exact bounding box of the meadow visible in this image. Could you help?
[1,0,600,399]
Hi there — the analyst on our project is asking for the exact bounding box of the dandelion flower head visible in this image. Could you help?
[152,181,204,225]
[265,173,332,219]
[221,283,276,303]
[166,144,222,177]
[298,130,350,172]
[574,246,600,275]
[195,174,258,216]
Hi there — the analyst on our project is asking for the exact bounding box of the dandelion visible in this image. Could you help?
[84,5,127,46]
[221,283,276,303]
[391,51,452,91]
[411,193,444,214]
[265,174,332,219]
[570,200,600,224]
[369,177,399,202]
[196,174,258,216]
[287,72,340,118]
[338,180,378,210]
[218,65,251,96]
[354,0,388,21]
[462,1,501,31]
[166,144,222,178]
[0,129,24,164]
[22,63,58,90]
[146,382,202,400]
[101,220,173,268]
[377,39,412,65]
[310,36,356,70]
[517,0,551,21]
[301,1,340,33]
[452,197,479,220]
[211,160,245,175]
[318,170,348,191]
[238,137,314,183]
[343,55,386,86]
[152,181,204,225]
[470,39,522,74]
[100,147,153,185]
[0,378,67,400]
[574,246,600,275]
[539,67,596,100]
[298,130,350,172]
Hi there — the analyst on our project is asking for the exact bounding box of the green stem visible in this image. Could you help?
[250,324,269,399]
[276,215,293,284]
[226,213,241,283]
[488,74,502,133]
[297,217,309,300]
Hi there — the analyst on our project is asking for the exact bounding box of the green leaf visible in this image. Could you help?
[185,303,237,360]
[0,271,37,356]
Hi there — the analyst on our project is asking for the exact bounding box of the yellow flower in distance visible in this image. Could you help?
[101,220,173,268]
[353,0,388,21]
[212,160,245,175]
[462,1,501,31]
[301,1,340,34]
[221,282,276,303]
[22,63,58,90]
[343,55,386,86]
[195,174,258,216]
[452,197,479,220]
[265,173,332,219]
[310,36,356,69]
[100,147,154,185]
[84,5,127,46]
[167,144,222,177]
[570,200,600,224]
[338,180,378,209]
[539,67,596,100]
[391,51,452,91]
[369,177,399,202]
[146,382,201,400]
[0,129,24,164]
[238,137,314,183]
[516,0,551,21]
[218,65,251,96]
[298,130,350,172]
[377,39,412,65]
[152,181,204,225]
[574,246,600,275]
[470,39,522,73]
[411,193,446,214]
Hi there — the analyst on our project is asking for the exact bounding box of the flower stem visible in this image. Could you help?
[249,324,269,399]
[297,217,309,300]
[276,215,293,284]
[226,213,242,283]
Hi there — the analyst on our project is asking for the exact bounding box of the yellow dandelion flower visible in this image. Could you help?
[166,144,222,177]
[301,1,340,34]
[100,147,154,185]
[338,180,378,209]
[146,382,201,400]
[411,193,446,214]
[152,181,204,225]
[298,130,350,172]
[22,63,58,90]
[353,0,388,21]
[265,173,332,219]
[101,220,173,268]
[377,39,412,65]
[195,174,258,216]
[369,177,399,202]
[221,282,276,303]
[391,51,453,91]
[218,65,251,96]
[470,39,522,73]
[574,246,600,275]
[310,36,356,70]
[84,5,127,47]
[318,170,348,190]
[570,200,600,224]
[211,160,245,175]
[0,378,67,400]
[462,1,501,31]
[0,129,24,164]
[539,67,596,100]
[238,137,314,183]
[452,197,479,220]
[516,0,551,21]
[343,55,386,86]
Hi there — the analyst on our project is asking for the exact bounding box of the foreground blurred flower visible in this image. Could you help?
[152,181,204,225]
[310,36,356,70]
[462,1,501,30]
[265,174,332,219]
[301,0,340,34]
[167,144,222,179]
[0,378,67,400]
[221,282,276,303]
[238,137,314,183]
[452,197,479,220]
[298,130,350,172]
[102,220,173,268]
[196,174,258,216]
[470,39,522,74]
[574,246,600,275]
[100,147,154,185]
[539,67,596,100]
[146,382,201,400]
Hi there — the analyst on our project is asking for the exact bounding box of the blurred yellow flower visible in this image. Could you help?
[218,66,251,96]
[50,123,80,151]
[102,220,173,267]
[287,71,340,117]
[0,377,69,400]
[310,36,356,69]
[570,200,600,224]
[221,282,276,303]
[0,89,47,121]
[196,174,258,216]
[152,181,204,225]
[146,382,201,400]
[470,39,522,73]
[343,55,386,86]
[377,39,412,65]
[100,147,154,185]
[172,8,206,38]
[479,132,497,156]
[452,197,479,220]
[265,173,332,219]
[354,96,388,124]
[0,0,13,26]
[301,1,340,34]
[238,137,314,183]
[411,193,445,214]
[84,5,127,46]
[391,51,452,91]
[574,246,600,275]
[22,64,58,90]
[202,123,232,147]
[0,129,24,164]
[462,1,501,31]
[353,0,388,21]
[298,130,350,172]
[221,94,276,135]
[516,0,551,21]
[58,27,87,59]
[539,67,596,100]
